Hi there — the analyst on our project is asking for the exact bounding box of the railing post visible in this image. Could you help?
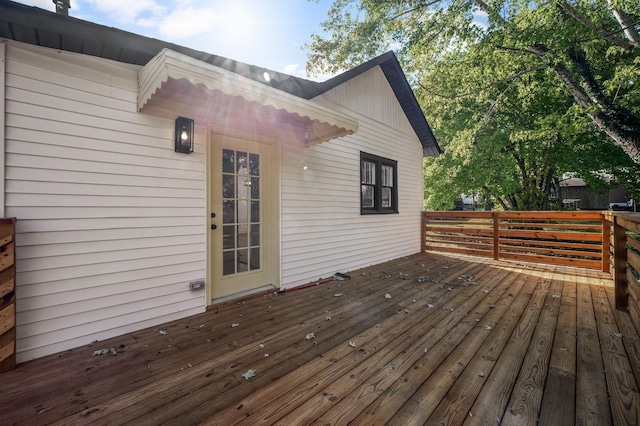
[613,214,628,311]
[492,212,499,261]
[601,212,610,273]
[421,212,426,253]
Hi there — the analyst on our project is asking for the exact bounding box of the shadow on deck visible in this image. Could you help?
[1,251,638,425]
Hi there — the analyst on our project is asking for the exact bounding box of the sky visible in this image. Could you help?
[15,0,334,79]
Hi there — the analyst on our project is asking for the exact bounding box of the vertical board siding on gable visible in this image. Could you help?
[5,43,206,362]
[280,67,424,288]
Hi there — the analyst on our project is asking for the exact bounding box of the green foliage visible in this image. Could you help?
[305,0,640,210]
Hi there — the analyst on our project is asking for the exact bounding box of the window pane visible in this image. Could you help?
[222,149,234,173]
[381,187,391,208]
[381,165,393,187]
[362,161,375,184]
[237,224,248,248]
[361,185,374,208]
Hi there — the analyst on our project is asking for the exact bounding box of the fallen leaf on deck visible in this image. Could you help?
[348,341,356,348]
[613,333,623,338]
[306,333,315,340]
[552,295,561,299]
[484,325,492,330]
[427,304,434,308]
[259,344,265,349]
[231,323,240,328]
[384,294,392,299]
[334,293,343,297]
[242,369,256,380]
[92,347,117,356]
[158,329,167,335]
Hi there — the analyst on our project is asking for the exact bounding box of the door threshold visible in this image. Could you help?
[208,284,276,310]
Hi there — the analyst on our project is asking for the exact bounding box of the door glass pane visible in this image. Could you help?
[237,225,249,248]
[222,149,234,173]
[251,201,260,223]
[237,152,248,174]
[222,175,235,199]
[221,148,262,276]
[250,247,260,270]
[237,249,248,273]
[223,225,235,249]
[249,153,259,176]
[237,199,249,223]
[223,251,235,275]
[250,224,260,246]
[251,177,260,200]
[223,200,235,224]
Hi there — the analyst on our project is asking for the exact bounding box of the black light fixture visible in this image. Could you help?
[175,117,194,153]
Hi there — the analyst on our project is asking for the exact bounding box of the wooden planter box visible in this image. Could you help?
[0,218,16,374]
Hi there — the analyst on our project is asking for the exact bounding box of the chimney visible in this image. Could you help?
[52,0,71,16]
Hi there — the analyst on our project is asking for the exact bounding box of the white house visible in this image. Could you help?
[0,0,440,363]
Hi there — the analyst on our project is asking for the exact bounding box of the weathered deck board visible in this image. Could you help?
[0,251,637,426]
[538,268,577,425]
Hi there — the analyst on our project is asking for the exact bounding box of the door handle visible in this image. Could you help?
[211,224,217,230]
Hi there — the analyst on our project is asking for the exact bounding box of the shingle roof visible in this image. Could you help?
[0,0,440,155]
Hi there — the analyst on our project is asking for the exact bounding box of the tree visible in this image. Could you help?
[306,0,640,163]
[305,0,640,209]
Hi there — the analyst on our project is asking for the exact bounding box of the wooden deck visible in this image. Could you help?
[1,252,639,425]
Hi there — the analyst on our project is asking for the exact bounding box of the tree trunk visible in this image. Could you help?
[528,44,640,164]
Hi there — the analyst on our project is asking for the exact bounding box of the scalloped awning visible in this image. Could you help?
[138,49,358,145]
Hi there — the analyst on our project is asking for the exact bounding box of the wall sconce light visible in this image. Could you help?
[175,116,194,153]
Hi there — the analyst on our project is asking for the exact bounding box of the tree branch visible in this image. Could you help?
[611,7,640,47]
[418,64,547,99]
[559,2,635,50]
[471,0,506,25]
[389,1,441,21]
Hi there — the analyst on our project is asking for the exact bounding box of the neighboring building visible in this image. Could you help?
[0,1,440,362]
[559,177,634,211]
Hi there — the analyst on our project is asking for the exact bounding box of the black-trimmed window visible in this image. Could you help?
[360,152,398,214]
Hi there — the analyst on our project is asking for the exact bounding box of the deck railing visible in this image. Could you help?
[422,211,640,311]
[602,212,640,313]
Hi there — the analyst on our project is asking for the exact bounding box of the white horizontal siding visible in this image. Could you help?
[280,66,424,289]
[5,42,207,362]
